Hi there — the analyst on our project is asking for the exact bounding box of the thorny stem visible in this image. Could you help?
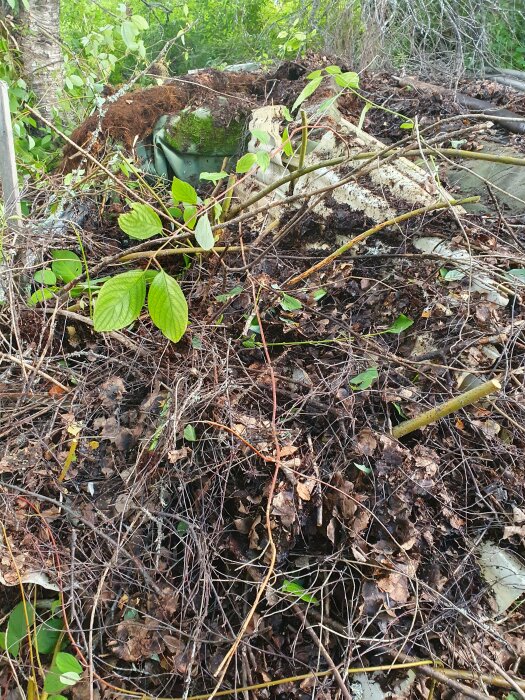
[392,378,501,438]
[286,197,479,287]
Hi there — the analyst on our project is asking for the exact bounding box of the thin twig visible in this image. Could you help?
[293,604,352,700]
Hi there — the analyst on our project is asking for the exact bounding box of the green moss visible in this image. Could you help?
[162,106,246,156]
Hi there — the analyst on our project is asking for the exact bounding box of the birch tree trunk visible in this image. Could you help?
[18,0,63,119]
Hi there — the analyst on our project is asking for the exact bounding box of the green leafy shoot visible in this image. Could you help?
[44,652,82,694]
[349,367,378,391]
[292,74,323,112]
[118,203,163,240]
[35,616,64,654]
[311,288,327,302]
[281,580,319,604]
[280,293,302,311]
[148,270,188,342]
[282,127,293,157]
[200,171,228,183]
[183,424,197,441]
[51,250,82,283]
[236,153,258,173]
[250,129,271,145]
[34,269,57,285]
[171,177,198,205]
[334,71,359,89]
[93,270,146,332]
[324,65,342,75]
[183,205,198,230]
[256,151,271,172]
[216,285,243,303]
[194,213,215,250]
[28,287,55,307]
[400,120,415,129]
[0,600,35,657]
[384,314,414,334]
[354,462,372,474]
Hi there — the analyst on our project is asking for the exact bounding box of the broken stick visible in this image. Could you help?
[392,379,501,439]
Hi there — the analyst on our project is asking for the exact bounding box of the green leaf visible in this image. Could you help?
[51,250,82,283]
[216,285,243,303]
[171,177,197,205]
[47,696,67,700]
[400,120,414,130]
[68,75,83,87]
[34,269,57,285]
[334,71,360,89]
[306,69,322,80]
[28,288,55,307]
[59,672,81,686]
[44,654,82,695]
[292,75,323,112]
[131,14,148,30]
[281,580,318,604]
[280,293,302,311]
[35,617,64,654]
[55,652,82,675]
[183,424,197,441]
[325,65,342,75]
[3,601,35,657]
[183,205,197,230]
[509,269,525,282]
[282,127,293,157]
[354,462,372,474]
[311,288,327,301]
[148,270,188,343]
[236,153,258,173]
[44,671,67,694]
[281,106,293,122]
[121,20,138,49]
[118,203,163,240]
[349,367,378,391]
[251,129,270,145]
[385,314,414,334]
[256,151,271,172]
[194,214,214,250]
[440,268,465,282]
[199,171,228,182]
[93,271,146,332]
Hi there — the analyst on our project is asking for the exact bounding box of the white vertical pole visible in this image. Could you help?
[0,80,21,221]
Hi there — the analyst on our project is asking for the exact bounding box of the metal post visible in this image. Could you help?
[0,80,21,221]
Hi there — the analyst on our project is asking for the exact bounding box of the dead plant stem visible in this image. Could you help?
[286,197,479,286]
[392,379,501,438]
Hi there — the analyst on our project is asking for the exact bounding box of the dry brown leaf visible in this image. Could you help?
[272,490,296,528]
[296,482,312,501]
[377,572,409,604]
[355,428,378,456]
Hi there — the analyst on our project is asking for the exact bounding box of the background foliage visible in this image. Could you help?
[0,0,524,177]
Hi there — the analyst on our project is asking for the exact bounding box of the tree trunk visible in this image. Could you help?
[18,0,63,119]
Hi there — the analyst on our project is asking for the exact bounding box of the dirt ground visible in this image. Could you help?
[2,56,525,700]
